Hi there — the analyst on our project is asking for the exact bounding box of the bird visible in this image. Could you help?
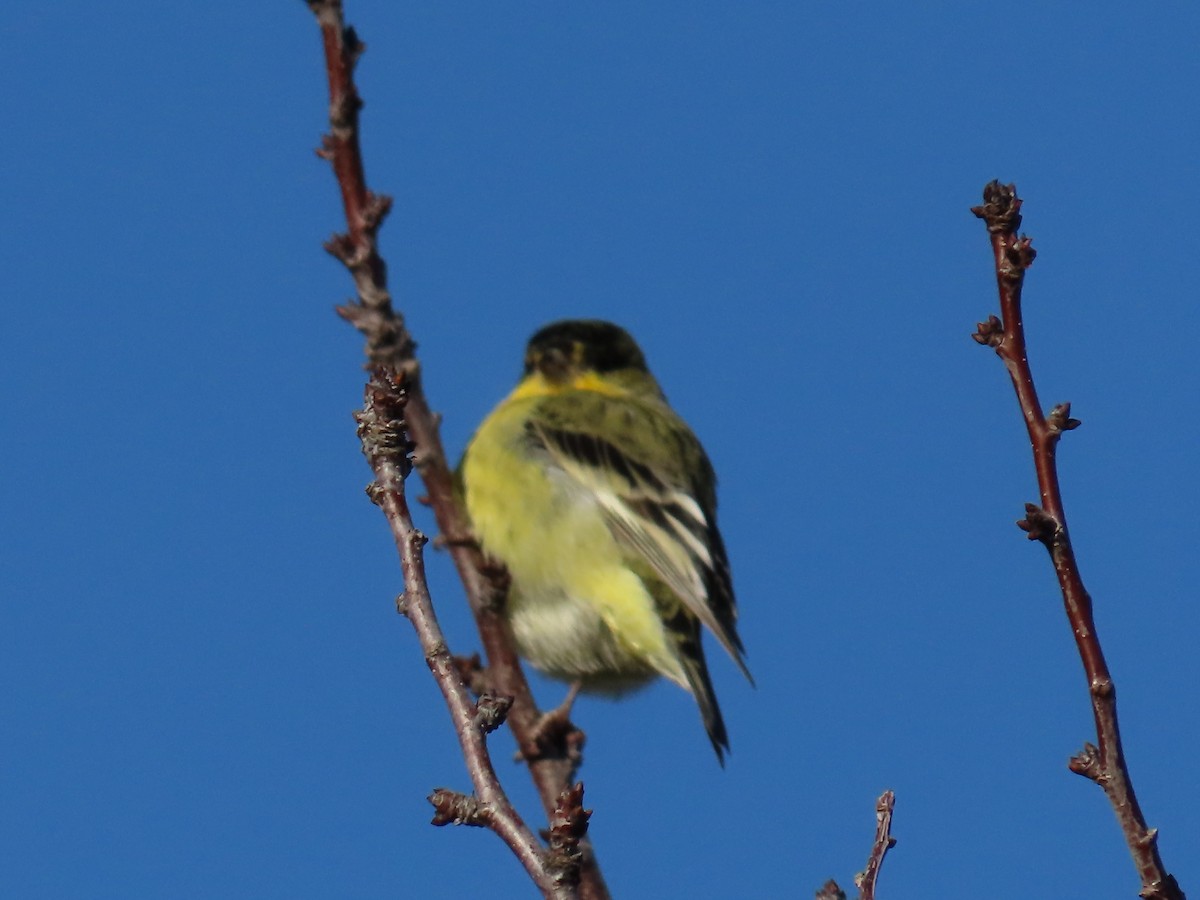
[460,319,750,762]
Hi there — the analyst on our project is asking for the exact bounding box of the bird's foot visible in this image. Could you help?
[517,683,584,765]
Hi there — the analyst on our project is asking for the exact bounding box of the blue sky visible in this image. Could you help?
[3,3,1197,897]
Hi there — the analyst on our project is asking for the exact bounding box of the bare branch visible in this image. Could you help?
[854,791,896,900]
[357,373,559,895]
[544,783,592,892]
[815,791,897,900]
[304,2,608,896]
[972,181,1185,900]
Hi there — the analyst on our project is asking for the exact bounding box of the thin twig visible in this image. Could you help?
[854,791,896,900]
[972,181,1184,900]
[357,372,561,894]
[304,2,607,897]
[814,791,897,900]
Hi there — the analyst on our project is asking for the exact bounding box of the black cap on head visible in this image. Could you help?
[524,319,648,376]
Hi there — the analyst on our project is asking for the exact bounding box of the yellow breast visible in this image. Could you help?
[461,388,685,690]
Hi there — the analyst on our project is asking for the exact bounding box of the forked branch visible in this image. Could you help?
[815,790,897,900]
[356,373,560,896]
[304,1,604,897]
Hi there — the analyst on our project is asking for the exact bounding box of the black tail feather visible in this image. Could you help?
[675,621,730,765]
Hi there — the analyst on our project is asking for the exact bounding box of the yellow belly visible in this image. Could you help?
[461,396,686,691]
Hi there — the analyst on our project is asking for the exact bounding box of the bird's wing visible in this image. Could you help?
[527,395,750,681]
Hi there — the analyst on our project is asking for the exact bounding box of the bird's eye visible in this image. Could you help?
[537,346,573,381]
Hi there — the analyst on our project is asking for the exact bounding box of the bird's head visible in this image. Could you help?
[522,320,656,397]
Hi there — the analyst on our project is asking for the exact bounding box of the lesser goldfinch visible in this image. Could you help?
[461,319,750,762]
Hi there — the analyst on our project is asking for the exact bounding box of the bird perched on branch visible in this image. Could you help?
[460,319,750,762]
